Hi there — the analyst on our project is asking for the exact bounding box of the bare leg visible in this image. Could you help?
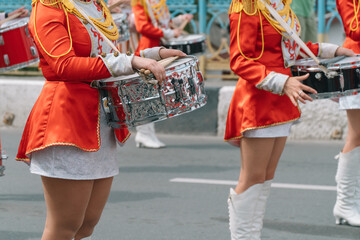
[74,177,113,239]
[343,109,360,153]
[41,177,94,240]
[235,137,286,193]
[228,137,286,239]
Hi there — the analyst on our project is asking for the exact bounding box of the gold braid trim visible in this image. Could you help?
[229,0,265,60]
[33,0,119,41]
[257,0,299,38]
[350,0,360,32]
[32,0,119,58]
[63,0,119,41]
[229,0,257,15]
[132,0,166,20]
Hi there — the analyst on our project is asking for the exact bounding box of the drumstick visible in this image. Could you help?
[258,0,336,78]
[141,56,179,75]
[0,11,23,26]
[178,18,190,32]
[158,56,179,66]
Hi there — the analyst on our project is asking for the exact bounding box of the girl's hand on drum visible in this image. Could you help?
[131,56,166,83]
[335,47,356,57]
[159,48,186,59]
[283,73,317,107]
[173,28,182,38]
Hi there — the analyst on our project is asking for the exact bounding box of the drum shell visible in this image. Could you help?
[98,56,207,128]
[291,68,360,94]
[0,19,39,72]
[161,34,206,55]
[162,41,205,55]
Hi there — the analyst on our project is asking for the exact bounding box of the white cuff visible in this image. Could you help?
[100,53,134,77]
[318,43,339,59]
[162,28,174,40]
[140,47,164,61]
[256,72,289,95]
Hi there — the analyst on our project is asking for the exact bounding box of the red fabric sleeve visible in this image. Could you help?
[229,12,272,85]
[29,4,111,82]
[298,41,320,59]
[132,2,164,38]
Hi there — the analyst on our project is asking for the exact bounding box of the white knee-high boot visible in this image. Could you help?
[252,180,272,239]
[135,122,165,148]
[333,147,360,226]
[228,182,266,240]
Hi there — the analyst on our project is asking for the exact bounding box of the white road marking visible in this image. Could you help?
[170,178,337,191]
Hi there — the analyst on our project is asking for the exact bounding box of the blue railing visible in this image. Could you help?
[0,0,32,12]
[0,0,340,42]
[317,0,341,42]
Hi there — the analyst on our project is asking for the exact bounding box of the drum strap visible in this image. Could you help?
[258,0,332,76]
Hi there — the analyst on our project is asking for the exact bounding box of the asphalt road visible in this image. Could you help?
[0,127,359,240]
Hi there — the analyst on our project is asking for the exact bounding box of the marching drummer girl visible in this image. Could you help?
[15,0,184,239]
[131,0,192,149]
[333,0,360,227]
[226,0,354,239]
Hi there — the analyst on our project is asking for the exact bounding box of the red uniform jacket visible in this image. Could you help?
[132,0,168,52]
[225,4,319,143]
[16,2,130,162]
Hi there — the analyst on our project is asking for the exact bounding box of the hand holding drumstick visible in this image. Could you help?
[131,49,186,83]
[0,7,29,26]
[284,46,355,107]
[171,14,193,37]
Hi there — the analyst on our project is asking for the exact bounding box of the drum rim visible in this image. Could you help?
[162,34,207,45]
[100,55,198,83]
[0,18,29,33]
[292,55,360,71]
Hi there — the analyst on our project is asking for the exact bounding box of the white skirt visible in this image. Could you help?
[339,94,360,110]
[29,109,120,180]
[242,122,293,138]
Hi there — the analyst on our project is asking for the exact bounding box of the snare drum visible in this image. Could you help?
[0,17,39,73]
[112,13,130,43]
[291,56,360,99]
[0,134,7,177]
[95,56,207,128]
[161,34,206,55]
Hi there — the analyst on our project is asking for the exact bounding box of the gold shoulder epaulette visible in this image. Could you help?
[229,0,257,15]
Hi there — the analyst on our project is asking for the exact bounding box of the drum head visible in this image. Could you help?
[165,55,196,69]
[163,34,206,45]
[101,56,197,83]
[328,55,360,70]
